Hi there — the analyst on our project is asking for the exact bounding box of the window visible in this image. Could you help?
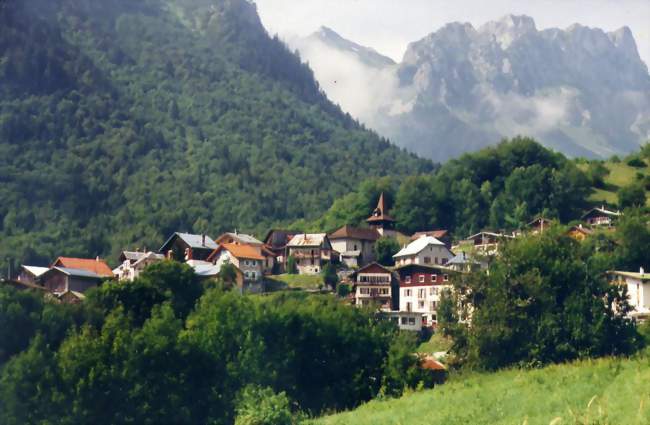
[360,287,370,295]
[354,244,358,251]
[418,300,425,309]
[418,288,426,298]
[311,258,314,265]
[418,275,425,283]
[442,258,448,265]
[431,274,437,282]
[435,257,439,264]
[405,276,411,284]
[404,289,412,297]
[401,317,408,325]
[430,301,437,310]
[408,317,415,325]
[424,256,431,264]
[443,274,449,282]
[406,302,412,312]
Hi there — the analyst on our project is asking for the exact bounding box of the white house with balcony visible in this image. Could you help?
[608,268,650,321]
[393,235,453,268]
[286,233,334,275]
[350,262,394,311]
[396,263,454,327]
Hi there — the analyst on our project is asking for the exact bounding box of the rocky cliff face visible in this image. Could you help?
[295,15,650,161]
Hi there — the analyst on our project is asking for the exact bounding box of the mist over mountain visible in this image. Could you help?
[293,15,650,161]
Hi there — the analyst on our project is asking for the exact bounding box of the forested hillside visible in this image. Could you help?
[0,0,431,270]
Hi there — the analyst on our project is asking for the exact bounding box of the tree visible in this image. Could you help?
[218,262,239,286]
[374,237,400,266]
[321,263,338,289]
[586,161,610,188]
[614,210,650,270]
[234,386,293,425]
[286,256,298,275]
[618,183,647,209]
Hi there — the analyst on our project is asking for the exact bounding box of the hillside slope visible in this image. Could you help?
[314,352,650,425]
[0,0,431,270]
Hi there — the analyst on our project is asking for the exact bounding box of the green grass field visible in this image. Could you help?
[417,333,453,355]
[581,158,650,207]
[312,351,650,425]
[266,274,324,291]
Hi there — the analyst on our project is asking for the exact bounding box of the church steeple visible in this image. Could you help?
[366,192,396,235]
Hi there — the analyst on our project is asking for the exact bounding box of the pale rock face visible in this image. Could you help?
[293,15,650,161]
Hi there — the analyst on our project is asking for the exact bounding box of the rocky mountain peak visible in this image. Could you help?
[480,14,537,48]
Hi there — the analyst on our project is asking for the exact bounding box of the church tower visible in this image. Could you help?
[366,192,396,236]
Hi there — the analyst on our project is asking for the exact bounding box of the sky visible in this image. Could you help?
[254,0,650,67]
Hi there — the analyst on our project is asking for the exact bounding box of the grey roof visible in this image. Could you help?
[287,233,328,247]
[53,267,103,279]
[160,232,218,252]
[393,236,446,258]
[447,252,481,265]
[21,265,50,277]
[186,260,222,277]
[221,232,263,245]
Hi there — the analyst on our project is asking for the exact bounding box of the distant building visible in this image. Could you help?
[51,257,114,278]
[113,251,165,282]
[393,235,454,267]
[208,243,265,292]
[159,232,218,262]
[608,268,650,321]
[17,265,49,285]
[215,232,264,248]
[566,224,593,242]
[410,230,451,249]
[526,217,553,234]
[286,233,334,275]
[41,267,104,295]
[582,206,621,227]
[349,262,394,311]
[446,251,486,273]
[264,229,301,273]
[366,192,397,237]
[385,311,424,331]
[329,225,380,268]
[395,264,454,327]
[454,231,515,256]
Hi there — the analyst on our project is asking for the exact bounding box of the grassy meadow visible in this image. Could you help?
[581,157,650,207]
[312,350,650,425]
[265,274,324,291]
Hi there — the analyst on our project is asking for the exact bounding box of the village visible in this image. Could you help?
[4,193,648,330]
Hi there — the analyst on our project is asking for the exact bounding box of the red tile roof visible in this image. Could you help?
[410,230,448,241]
[329,225,381,241]
[209,243,265,261]
[51,257,114,277]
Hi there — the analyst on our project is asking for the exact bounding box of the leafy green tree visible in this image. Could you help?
[219,262,239,286]
[321,263,338,289]
[618,183,647,209]
[374,236,400,266]
[614,209,650,270]
[235,386,294,425]
[586,161,610,188]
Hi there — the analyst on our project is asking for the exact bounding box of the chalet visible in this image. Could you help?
[329,225,380,268]
[286,233,334,275]
[393,235,454,267]
[526,217,553,234]
[41,267,103,295]
[396,264,454,327]
[186,259,222,280]
[215,232,275,274]
[410,230,451,249]
[446,251,486,273]
[208,243,265,292]
[264,229,300,273]
[51,257,114,278]
[366,192,397,237]
[453,231,514,256]
[113,251,165,282]
[17,265,49,285]
[566,224,593,241]
[58,290,86,305]
[608,268,650,321]
[582,206,621,227]
[349,262,394,311]
[159,232,218,262]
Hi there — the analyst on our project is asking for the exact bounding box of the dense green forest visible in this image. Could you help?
[305,138,649,238]
[0,0,431,271]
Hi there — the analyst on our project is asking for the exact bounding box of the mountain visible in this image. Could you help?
[293,16,650,161]
[0,0,432,271]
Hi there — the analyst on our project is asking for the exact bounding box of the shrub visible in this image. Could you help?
[235,386,294,425]
[286,256,298,275]
[627,157,647,168]
[618,183,647,209]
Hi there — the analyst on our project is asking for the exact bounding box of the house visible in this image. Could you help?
[17,265,49,285]
[396,264,454,328]
[366,192,397,237]
[159,232,218,262]
[41,267,104,295]
[51,257,114,278]
[329,225,380,268]
[608,268,650,321]
[566,224,593,241]
[385,311,424,331]
[58,290,86,305]
[264,229,301,273]
[410,230,451,249]
[113,251,165,282]
[186,259,222,280]
[286,233,334,275]
[393,235,454,267]
[582,206,621,227]
[215,232,264,248]
[349,262,394,311]
[446,251,486,273]
[207,243,265,292]
[527,217,553,234]
[453,231,515,256]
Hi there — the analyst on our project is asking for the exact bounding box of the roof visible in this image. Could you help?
[567,225,593,235]
[410,230,448,241]
[264,229,301,248]
[21,265,50,277]
[355,262,392,275]
[527,217,553,227]
[51,257,114,277]
[287,233,328,247]
[329,225,380,241]
[160,233,218,252]
[208,243,265,261]
[447,252,481,265]
[51,267,103,279]
[581,207,622,219]
[366,192,396,223]
[608,270,650,281]
[393,236,446,258]
[420,356,447,371]
[465,231,514,241]
[394,263,451,273]
[187,260,223,277]
[217,232,263,246]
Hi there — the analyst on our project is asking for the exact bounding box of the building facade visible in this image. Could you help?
[608,268,650,320]
[350,263,394,311]
[393,235,454,267]
[396,264,453,327]
[286,234,334,275]
[329,225,380,268]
